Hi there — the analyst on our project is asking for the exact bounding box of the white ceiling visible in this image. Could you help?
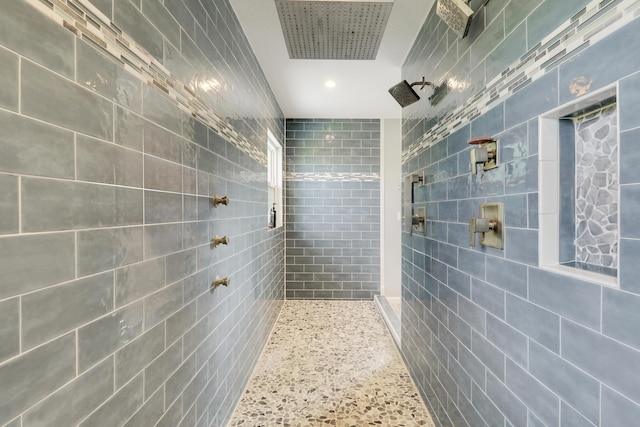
[229,0,434,119]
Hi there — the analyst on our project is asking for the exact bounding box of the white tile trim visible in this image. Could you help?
[538,83,619,287]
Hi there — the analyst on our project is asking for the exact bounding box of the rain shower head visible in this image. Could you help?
[388,78,434,108]
[436,0,474,38]
[275,0,394,60]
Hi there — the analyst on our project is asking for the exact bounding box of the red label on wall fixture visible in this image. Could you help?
[468,137,495,145]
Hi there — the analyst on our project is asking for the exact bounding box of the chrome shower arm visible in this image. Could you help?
[409,78,434,91]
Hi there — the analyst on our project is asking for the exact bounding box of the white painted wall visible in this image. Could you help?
[380,119,402,298]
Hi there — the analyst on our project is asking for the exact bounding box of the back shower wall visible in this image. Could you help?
[0,0,284,426]
[285,119,381,300]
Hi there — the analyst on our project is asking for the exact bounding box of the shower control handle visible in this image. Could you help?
[470,147,489,175]
[211,276,229,290]
[469,202,504,249]
[213,195,229,207]
[469,217,492,247]
[469,137,497,175]
[212,235,229,247]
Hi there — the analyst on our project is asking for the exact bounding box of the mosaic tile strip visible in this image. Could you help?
[574,105,619,269]
[286,171,380,182]
[29,0,267,166]
[229,300,435,427]
[402,0,640,162]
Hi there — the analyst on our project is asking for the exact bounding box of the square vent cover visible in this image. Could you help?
[275,0,394,60]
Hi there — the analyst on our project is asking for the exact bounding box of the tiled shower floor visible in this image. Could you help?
[228,301,434,426]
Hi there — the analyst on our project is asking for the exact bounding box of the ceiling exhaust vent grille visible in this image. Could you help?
[275,0,393,60]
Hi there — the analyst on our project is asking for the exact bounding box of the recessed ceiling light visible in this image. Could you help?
[325,80,336,88]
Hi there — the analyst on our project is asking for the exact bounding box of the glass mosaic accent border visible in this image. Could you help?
[402,0,640,162]
[285,172,380,182]
[29,0,267,165]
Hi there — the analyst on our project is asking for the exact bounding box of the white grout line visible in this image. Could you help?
[75,329,79,377]
[17,175,22,236]
[18,295,23,355]
[17,56,21,115]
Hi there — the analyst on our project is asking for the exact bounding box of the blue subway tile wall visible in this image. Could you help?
[401,0,640,426]
[0,0,284,426]
[285,118,381,300]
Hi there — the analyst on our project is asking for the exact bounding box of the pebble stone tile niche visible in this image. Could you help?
[539,85,619,285]
[570,103,618,274]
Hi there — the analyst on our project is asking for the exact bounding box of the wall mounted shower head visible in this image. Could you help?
[436,0,474,39]
[388,78,434,108]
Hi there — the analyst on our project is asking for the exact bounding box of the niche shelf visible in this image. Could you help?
[538,84,619,287]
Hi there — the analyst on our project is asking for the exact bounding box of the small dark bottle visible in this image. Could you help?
[270,203,277,228]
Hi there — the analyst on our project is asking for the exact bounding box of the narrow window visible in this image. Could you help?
[267,130,283,229]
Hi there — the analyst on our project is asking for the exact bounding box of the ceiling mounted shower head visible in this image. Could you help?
[275,0,394,60]
[388,78,434,108]
[436,0,474,38]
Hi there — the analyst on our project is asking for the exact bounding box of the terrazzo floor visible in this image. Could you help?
[228,300,434,427]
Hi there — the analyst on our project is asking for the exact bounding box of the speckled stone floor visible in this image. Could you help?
[228,300,434,427]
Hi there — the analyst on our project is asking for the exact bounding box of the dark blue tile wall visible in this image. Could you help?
[0,1,284,426]
[285,119,381,300]
[401,1,640,426]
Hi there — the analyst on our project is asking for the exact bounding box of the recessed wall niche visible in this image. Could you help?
[539,84,619,287]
